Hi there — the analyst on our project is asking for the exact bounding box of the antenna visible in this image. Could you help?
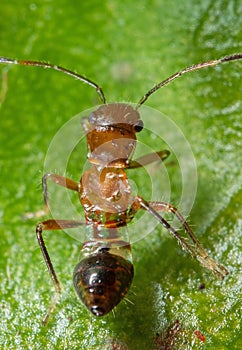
[0,57,106,104]
[136,53,242,109]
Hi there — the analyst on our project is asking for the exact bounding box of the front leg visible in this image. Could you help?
[128,196,228,279]
[127,150,170,169]
[25,173,79,219]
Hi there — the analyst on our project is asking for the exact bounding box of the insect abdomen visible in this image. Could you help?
[73,251,134,316]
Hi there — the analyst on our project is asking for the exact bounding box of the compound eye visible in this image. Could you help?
[134,120,143,132]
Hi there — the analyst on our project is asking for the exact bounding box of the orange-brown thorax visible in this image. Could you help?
[80,166,131,219]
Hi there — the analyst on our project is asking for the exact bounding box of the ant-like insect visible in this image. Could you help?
[0,53,241,324]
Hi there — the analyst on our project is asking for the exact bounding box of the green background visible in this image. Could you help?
[0,1,241,349]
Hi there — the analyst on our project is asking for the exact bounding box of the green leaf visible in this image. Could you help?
[0,1,241,349]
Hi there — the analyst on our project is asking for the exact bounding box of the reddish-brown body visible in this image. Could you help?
[0,53,240,324]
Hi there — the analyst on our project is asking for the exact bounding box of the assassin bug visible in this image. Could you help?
[0,53,241,324]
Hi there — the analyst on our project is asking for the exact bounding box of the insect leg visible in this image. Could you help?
[36,219,85,324]
[25,173,79,219]
[129,196,228,279]
[42,173,79,211]
[127,150,170,169]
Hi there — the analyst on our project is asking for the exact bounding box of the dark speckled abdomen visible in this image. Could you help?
[73,250,134,316]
